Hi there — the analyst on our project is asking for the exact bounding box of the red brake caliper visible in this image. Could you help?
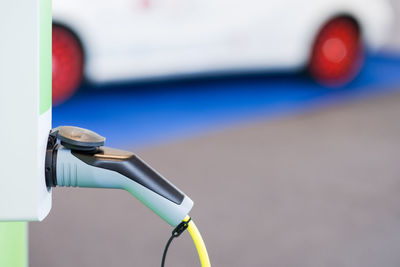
[52,26,84,104]
[309,17,363,86]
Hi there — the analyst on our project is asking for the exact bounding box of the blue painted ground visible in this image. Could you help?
[53,53,400,149]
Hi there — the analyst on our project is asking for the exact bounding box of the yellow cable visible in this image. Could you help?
[183,216,211,267]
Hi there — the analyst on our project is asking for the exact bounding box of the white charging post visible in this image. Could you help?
[0,0,52,265]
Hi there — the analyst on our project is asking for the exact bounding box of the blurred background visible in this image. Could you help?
[32,0,400,266]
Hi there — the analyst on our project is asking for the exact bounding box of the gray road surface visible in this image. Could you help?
[31,90,400,267]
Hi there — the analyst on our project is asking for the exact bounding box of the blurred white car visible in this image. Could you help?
[52,0,393,103]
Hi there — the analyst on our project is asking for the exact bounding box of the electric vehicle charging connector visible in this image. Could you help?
[45,126,193,226]
[45,126,210,266]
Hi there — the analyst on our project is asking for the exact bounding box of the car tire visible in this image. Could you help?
[308,17,364,87]
[52,25,84,105]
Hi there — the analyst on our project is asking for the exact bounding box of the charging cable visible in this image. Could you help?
[161,216,211,267]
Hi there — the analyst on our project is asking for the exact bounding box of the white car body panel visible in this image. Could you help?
[53,0,393,84]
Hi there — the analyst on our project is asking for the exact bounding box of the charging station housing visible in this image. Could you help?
[0,0,52,221]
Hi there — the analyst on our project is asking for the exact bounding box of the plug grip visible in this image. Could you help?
[56,147,193,226]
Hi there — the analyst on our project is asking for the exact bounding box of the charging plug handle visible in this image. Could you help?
[44,126,193,226]
[71,147,184,204]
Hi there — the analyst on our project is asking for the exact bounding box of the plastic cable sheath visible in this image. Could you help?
[183,216,211,267]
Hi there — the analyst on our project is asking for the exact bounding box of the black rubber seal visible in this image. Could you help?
[45,133,59,188]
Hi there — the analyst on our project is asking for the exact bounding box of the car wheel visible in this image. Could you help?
[308,17,364,86]
[52,25,84,105]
